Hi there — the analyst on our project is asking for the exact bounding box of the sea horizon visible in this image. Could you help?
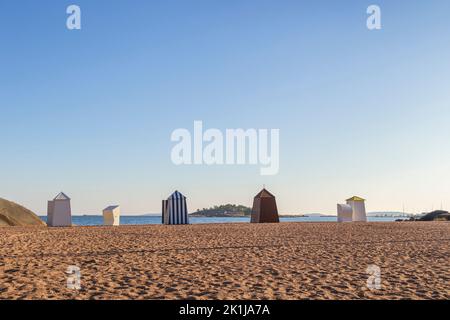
[37,215,400,226]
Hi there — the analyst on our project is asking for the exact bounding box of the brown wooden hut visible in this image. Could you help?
[251,188,280,223]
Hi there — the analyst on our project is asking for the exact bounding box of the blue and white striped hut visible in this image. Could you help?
[162,191,189,225]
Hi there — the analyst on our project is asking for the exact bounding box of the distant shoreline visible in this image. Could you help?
[39,214,412,218]
[40,214,336,218]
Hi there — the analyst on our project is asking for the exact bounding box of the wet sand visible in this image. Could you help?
[0,222,449,300]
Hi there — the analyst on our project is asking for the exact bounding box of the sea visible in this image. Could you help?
[39,215,400,226]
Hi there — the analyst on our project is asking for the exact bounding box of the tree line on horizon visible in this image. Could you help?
[193,204,252,217]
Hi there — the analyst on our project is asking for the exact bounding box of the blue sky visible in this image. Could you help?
[1,1,450,215]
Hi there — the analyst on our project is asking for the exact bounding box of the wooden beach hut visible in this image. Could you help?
[251,188,280,223]
[337,196,368,222]
[162,191,189,225]
[346,196,367,222]
[47,192,72,227]
[103,205,120,226]
[337,204,353,222]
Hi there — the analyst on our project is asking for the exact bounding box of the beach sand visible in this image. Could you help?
[0,222,448,300]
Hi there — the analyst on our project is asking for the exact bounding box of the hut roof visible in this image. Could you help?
[346,196,365,202]
[54,192,71,201]
[168,191,186,200]
[104,205,119,211]
[254,188,275,199]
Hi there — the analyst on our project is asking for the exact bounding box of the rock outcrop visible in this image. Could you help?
[419,210,450,221]
[0,198,45,226]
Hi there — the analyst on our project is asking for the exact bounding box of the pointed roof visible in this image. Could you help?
[104,205,119,211]
[54,192,70,201]
[346,196,365,202]
[168,190,186,200]
[254,188,275,199]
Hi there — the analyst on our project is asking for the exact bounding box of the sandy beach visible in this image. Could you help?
[0,222,449,300]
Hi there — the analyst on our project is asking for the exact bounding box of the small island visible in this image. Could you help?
[190,204,309,218]
[190,204,252,217]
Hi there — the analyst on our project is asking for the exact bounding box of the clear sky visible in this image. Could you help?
[1,1,450,215]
